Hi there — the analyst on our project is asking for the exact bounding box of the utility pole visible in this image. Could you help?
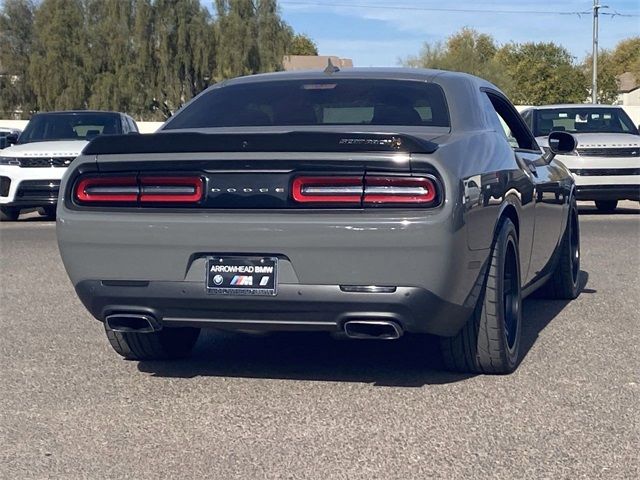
[592,0,601,104]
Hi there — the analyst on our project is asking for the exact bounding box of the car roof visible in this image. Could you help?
[33,110,124,116]
[222,67,498,90]
[526,104,624,110]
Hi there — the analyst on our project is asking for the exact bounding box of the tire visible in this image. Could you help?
[595,200,617,212]
[104,324,200,360]
[40,206,56,219]
[0,207,19,221]
[536,199,581,299]
[440,218,522,374]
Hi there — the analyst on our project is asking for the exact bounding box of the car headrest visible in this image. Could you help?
[371,105,422,125]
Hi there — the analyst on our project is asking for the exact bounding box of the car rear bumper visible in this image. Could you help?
[75,280,473,337]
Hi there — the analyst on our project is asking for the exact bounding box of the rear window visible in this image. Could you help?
[164,79,450,129]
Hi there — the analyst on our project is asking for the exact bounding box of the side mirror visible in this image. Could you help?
[548,131,577,154]
[6,133,19,145]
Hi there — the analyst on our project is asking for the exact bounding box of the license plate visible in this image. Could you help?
[206,256,278,296]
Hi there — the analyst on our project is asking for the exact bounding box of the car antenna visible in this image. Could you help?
[324,58,340,75]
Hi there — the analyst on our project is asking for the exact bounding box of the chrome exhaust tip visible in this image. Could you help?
[343,320,403,340]
[105,313,160,333]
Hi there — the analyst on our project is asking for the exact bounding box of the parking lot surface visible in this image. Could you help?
[1,202,638,479]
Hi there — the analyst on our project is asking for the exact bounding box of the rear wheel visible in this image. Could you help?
[105,324,200,360]
[440,218,522,374]
[0,207,19,221]
[595,200,617,212]
[536,199,580,299]
[40,206,56,219]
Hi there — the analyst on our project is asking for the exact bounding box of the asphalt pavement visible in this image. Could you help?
[1,202,638,479]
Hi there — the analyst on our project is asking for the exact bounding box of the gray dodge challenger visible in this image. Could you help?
[57,68,581,374]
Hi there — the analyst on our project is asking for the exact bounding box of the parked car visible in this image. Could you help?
[0,111,138,221]
[57,68,580,374]
[0,127,22,150]
[520,104,640,212]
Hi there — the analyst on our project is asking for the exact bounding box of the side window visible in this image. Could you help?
[128,117,139,133]
[482,91,538,151]
[521,110,533,131]
[120,116,129,134]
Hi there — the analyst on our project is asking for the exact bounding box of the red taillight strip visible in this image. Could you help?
[292,176,363,203]
[74,175,204,204]
[363,176,437,204]
[75,176,138,202]
[139,176,203,203]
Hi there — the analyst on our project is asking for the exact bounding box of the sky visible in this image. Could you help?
[277,0,640,66]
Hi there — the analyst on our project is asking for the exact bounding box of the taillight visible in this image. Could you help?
[74,175,203,205]
[292,176,362,203]
[364,176,437,205]
[291,175,440,207]
[139,176,203,203]
[75,176,138,203]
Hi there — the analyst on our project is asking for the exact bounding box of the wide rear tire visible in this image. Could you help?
[105,324,201,360]
[595,200,617,212]
[0,207,19,221]
[440,218,522,374]
[536,199,581,299]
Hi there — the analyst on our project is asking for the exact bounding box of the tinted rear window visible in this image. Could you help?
[164,79,450,129]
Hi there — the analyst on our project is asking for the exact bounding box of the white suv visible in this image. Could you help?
[0,111,138,220]
[520,104,640,212]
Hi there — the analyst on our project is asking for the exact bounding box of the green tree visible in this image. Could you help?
[0,0,37,117]
[403,28,511,90]
[583,37,640,104]
[84,0,136,113]
[28,0,91,110]
[288,33,318,56]
[153,0,215,117]
[256,0,293,72]
[214,0,260,81]
[128,0,159,119]
[611,37,640,78]
[497,42,587,105]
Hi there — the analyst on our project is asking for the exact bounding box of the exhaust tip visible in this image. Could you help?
[105,313,159,333]
[343,320,403,340]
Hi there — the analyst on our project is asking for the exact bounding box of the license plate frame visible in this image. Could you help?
[206,256,278,296]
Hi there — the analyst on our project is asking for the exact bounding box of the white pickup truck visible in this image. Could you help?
[0,110,138,221]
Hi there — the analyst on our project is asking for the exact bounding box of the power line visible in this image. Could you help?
[281,1,640,17]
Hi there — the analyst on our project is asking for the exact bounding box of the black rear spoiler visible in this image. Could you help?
[82,131,439,155]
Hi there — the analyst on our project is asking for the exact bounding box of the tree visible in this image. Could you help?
[288,33,318,56]
[404,28,591,105]
[0,0,37,117]
[153,0,215,117]
[583,37,640,104]
[0,0,314,118]
[610,37,640,79]
[28,0,91,110]
[403,28,511,90]
[84,0,136,113]
[582,51,619,104]
[496,42,587,105]
[128,0,160,119]
[256,0,293,72]
[214,0,260,81]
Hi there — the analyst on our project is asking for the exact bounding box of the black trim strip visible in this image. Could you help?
[82,131,439,155]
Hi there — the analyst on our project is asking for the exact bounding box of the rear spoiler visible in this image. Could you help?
[82,131,439,155]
